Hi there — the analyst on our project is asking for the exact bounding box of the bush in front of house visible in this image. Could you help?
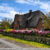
[0,29,50,45]
[0,29,50,37]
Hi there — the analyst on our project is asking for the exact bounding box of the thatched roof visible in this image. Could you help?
[14,10,45,28]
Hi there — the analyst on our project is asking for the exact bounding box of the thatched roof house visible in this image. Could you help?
[11,10,47,30]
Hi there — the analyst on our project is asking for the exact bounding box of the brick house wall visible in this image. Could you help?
[14,15,20,29]
[34,19,43,30]
[13,18,43,30]
[12,10,44,30]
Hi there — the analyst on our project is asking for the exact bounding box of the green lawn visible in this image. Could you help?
[0,34,50,48]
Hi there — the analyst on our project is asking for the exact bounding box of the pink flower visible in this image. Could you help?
[27,30,32,34]
[10,29,16,33]
[15,30,19,32]
[0,29,5,32]
[19,30,25,33]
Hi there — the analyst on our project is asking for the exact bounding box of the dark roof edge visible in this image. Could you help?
[15,10,45,16]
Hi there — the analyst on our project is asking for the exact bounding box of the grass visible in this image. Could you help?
[0,34,50,48]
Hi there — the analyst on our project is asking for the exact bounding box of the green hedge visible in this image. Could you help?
[2,32,50,45]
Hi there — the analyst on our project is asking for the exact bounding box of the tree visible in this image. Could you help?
[0,18,12,29]
[42,15,50,29]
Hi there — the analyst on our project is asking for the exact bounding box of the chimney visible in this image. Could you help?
[29,10,32,13]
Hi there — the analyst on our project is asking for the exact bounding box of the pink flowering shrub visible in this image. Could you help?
[15,30,19,33]
[19,30,25,33]
[0,29,50,36]
[38,31,50,35]
[25,30,32,34]
[10,30,15,33]
[0,29,5,32]
[0,29,50,45]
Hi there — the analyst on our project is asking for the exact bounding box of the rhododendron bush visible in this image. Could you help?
[0,29,50,35]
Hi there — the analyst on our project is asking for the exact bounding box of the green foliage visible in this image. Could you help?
[5,29,13,33]
[5,29,10,32]
[0,18,12,29]
[42,15,50,29]
[46,33,50,38]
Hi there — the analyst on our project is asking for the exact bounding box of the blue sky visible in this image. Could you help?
[0,0,50,22]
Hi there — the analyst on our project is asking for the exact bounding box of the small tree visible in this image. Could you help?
[0,18,12,29]
[42,15,50,29]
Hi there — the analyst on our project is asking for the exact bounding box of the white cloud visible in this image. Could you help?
[16,0,25,3]
[16,0,50,12]
[0,3,26,21]
[0,0,50,21]
[0,3,20,20]
[40,3,49,9]
[16,0,40,5]
[38,1,50,11]
[0,19,2,22]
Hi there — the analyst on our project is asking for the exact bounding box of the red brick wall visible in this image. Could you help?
[34,19,43,30]
[14,16,19,29]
